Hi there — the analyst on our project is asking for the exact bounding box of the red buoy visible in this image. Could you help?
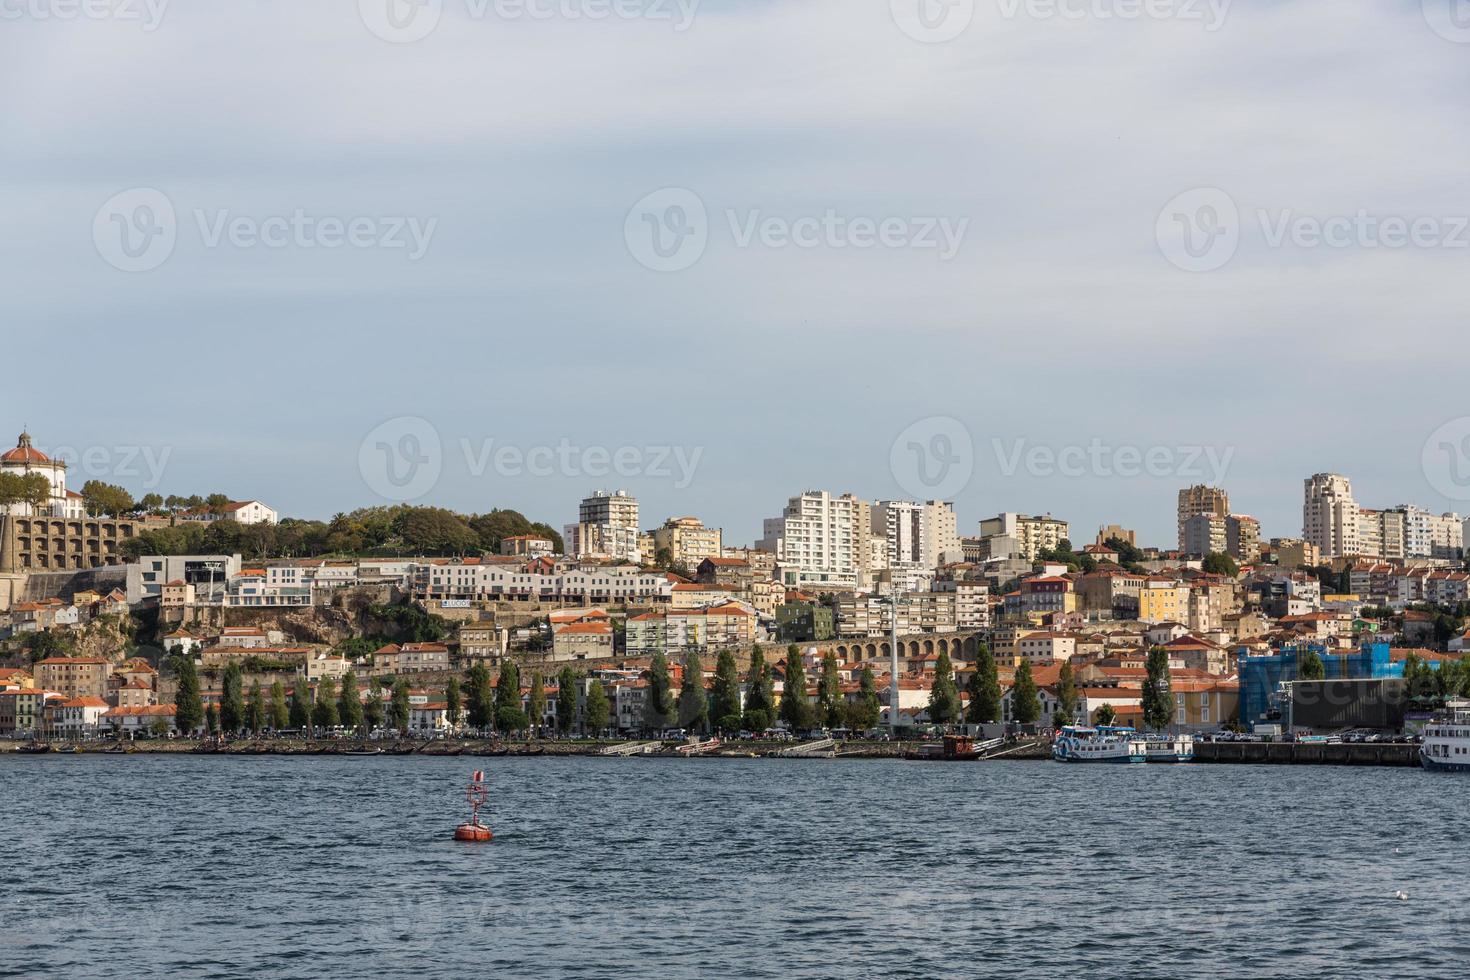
[453,769,493,842]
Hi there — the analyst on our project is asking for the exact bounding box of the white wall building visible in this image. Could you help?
[760,491,869,590]
[1303,473,1360,559]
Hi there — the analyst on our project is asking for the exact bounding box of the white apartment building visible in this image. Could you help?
[418,559,674,604]
[760,491,870,590]
[978,513,1069,561]
[566,489,641,563]
[1303,473,1360,559]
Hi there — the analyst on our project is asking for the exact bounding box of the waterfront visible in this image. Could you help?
[3,758,1464,979]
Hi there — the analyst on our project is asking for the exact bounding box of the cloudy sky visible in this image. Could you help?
[4,0,1470,547]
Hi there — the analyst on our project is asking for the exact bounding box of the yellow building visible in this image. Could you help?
[1138,581,1190,624]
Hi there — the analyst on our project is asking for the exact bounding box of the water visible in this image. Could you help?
[1,756,1464,979]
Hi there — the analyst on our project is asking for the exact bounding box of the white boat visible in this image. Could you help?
[1143,734,1195,763]
[1053,725,1147,763]
[1420,699,1470,772]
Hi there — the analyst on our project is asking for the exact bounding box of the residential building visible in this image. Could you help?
[1138,581,1190,625]
[1182,513,1228,557]
[552,621,615,661]
[33,657,111,700]
[978,513,1068,561]
[1226,515,1261,561]
[500,535,556,557]
[1178,486,1230,551]
[565,490,641,563]
[1303,473,1360,559]
[652,517,722,572]
[760,491,870,590]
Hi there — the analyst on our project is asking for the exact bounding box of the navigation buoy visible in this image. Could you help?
[453,769,493,842]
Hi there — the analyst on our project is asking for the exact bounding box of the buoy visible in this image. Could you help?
[453,769,493,842]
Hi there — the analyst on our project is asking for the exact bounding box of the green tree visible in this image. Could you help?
[220,660,245,733]
[269,679,289,730]
[526,672,546,736]
[466,663,494,731]
[338,670,364,732]
[289,682,311,731]
[1011,658,1041,727]
[711,650,743,731]
[677,651,708,733]
[928,649,959,726]
[1054,661,1079,727]
[494,661,527,733]
[1298,648,1326,681]
[779,645,813,731]
[314,677,340,730]
[817,651,845,728]
[1142,646,1174,732]
[364,678,386,731]
[743,644,775,732]
[556,666,579,735]
[1202,552,1239,577]
[643,653,676,732]
[246,680,266,734]
[1094,703,1117,726]
[965,644,1002,725]
[584,678,611,734]
[173,655,203,735]
[390,678,411,734]
[850,665,881,731]
[445,676,462,728]
[80,480,135,518]
[205,703,219,735]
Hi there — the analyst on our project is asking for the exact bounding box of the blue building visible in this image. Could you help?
[1237,641,1410,730]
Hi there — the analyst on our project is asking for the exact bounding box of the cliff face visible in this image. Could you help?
[207,586,401,647]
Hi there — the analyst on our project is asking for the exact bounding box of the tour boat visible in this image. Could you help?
[1143,734,1195,763]
[1052,725,1147,763]
[1420,699,1470,772]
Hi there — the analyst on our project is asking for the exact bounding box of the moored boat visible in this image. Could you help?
[1052,725,1147,763]
[1143,734,1195,763]
[1420,699,1470,772]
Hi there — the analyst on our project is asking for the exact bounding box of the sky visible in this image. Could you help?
[4,0,1470,549]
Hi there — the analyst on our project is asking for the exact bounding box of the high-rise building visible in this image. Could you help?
[565,489,641,563]
[760,491,869,590]
[1226,515,1261,562]
[870,500,960,573]
[977,513,1068,561]
[1182,513,1228,557]
[1303,474,1359,559]
[1178,486,1230,552]
[651,516,722,571]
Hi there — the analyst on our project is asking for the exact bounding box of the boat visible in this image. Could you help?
[54,745,79,754]
[343,747,384,757]
[1052,725,1147,763]
[1143,733,1195,763]
[1420,699,1470,772]
[17,741,52,754]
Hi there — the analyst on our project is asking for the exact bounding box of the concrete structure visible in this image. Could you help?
[33,657,111,700]
[0,432,78,518]
[978,513,1068,561]
[565,490,641,563]
[500,535,556,557]
[1226,515,1261,561]
[1178,486,1230,552]
[1182,513,1227,558]
[651,516,722,572]
[761,491,870,590]
[1303,473,1360,559]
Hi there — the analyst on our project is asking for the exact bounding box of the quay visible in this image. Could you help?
[1194,740,1420,767]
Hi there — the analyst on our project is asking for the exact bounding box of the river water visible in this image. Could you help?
[1,756,1463,979]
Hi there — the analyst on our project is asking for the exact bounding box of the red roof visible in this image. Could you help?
[1,433,52,464]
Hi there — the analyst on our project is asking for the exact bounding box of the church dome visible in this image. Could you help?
[1,432,57,465]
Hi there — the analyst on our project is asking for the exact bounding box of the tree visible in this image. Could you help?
[556,666,579,735]
[445,676,462,728]
[80,480,135,518]
[246,680,266,734]
[339,670,364,733]
[205,703,219,735]
[466,663,493,731]
[1142,645,1174,732]
[364,679,386,731]
[817,651,845,728]
[314,677,340,730]
[173,655,203,735]
[1094,703,1117,726]
[391,678,411,734]
[1202,552,1239,578]
[269,680,289,731]
[1011,658,1041,727]
[1298,648,1326,681]
[743,644,775,732]
[220,661,245,734]
[965,645,1002,725]
[677,651,708,733]
[711,650,743,731]
[584,678,611,734]
[643,653,676,733]
[779,645,813,731]
[494,662,527,734]
[928,649,959,726]
[1054,661,1079,727]
[528,672,547,736]
[851,665,881,731]
[289,683,311,732]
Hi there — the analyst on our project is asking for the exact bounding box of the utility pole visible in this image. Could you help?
[889,593,902,737]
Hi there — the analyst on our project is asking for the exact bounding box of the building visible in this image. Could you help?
[1181,513,1227,558]
[100,704,177,734]
[775,601,835,643]
[871,500,961,577]
[1177,486,1230,552]
[552,621,616,661]
[0,513,164,573]
[565,490,641,563]
[1138,581,1190,625]
[136,554,241,602]
[651,517,722,572]
[978,513,1068,561]
[1238,640,1404,732]
[760,491,870,590]
[1226,515,1260,561]
[54,696,109,736]
[1303,473,1360,559]
[0,689,60,735]
[0,431,79,518]
[499,535,556,557]
[33,657,112,700]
